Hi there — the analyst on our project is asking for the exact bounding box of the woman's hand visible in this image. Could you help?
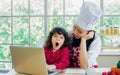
[82,31,94,41]
[47,65,56,72]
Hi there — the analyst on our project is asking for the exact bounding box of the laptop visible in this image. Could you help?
[10,46,62,75]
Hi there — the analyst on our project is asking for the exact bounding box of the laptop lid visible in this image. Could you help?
[10,46,48,75]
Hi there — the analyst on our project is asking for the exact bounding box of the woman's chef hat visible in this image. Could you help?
[76,1,102,30]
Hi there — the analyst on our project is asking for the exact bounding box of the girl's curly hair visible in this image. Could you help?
[44,27,71,50]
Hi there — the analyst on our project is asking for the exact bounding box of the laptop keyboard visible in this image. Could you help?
[48,70,62,75]
[0,69,10,73]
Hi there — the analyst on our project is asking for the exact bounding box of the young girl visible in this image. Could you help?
[44,27,70,71]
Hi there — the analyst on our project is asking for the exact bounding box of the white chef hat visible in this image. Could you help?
[76,1,102,30]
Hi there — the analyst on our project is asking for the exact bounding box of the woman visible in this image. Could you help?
[69,1,102,69]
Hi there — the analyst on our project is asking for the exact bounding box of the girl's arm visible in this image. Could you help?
[54,47,70,69]
[47,65,56,72]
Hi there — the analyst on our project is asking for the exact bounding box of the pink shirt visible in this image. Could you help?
[44,47,70,70]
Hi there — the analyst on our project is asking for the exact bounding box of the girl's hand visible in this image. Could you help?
[82,31,94,40]
[47,65,56,72]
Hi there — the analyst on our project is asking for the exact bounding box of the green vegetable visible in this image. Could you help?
[117,60,120,68]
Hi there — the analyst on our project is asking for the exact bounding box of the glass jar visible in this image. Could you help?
[105,26,111,34]
[114,27,119,35]
[99,26,105,34]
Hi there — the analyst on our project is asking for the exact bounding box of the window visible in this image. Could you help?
[0,0,120,69]
[101,0,120,49]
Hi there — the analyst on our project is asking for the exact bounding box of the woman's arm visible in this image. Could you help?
[79,31,94,69]
[80,38,88,69]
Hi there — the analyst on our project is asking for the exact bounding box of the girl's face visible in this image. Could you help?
[51,32,65,50]
[73,25,88,39]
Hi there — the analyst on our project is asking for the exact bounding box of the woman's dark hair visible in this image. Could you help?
[72,30,95,51]
[44,27,71,50]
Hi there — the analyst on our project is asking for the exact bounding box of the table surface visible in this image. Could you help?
[1,68,110,75]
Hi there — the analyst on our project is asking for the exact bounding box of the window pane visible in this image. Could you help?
[65,0,100,15]
[65,17,77,31]
[104,17,120,26]
[103,17,120,46]
[13,0,28,16]
[0,45,12,69]
[47,17,63,32]
[13,17,29,45]
[0,17,11,43]
[104,0,120,15]
[102,36,120,47]
[30,0,44,15]
[30,17,45,45]
[65,0,82,15]
[0,0,11,16]
[0,62,12,69]
[48,0,63,15]
[0,45,11,61]
[94,20,100,34]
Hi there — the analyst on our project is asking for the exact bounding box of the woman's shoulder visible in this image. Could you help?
[88,34,101,52]
[94,34,101,40]
[92,34,101,43]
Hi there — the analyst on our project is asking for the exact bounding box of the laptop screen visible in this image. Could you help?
[10,46,48,75]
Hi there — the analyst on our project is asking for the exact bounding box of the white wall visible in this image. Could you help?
[97,55,120,67]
